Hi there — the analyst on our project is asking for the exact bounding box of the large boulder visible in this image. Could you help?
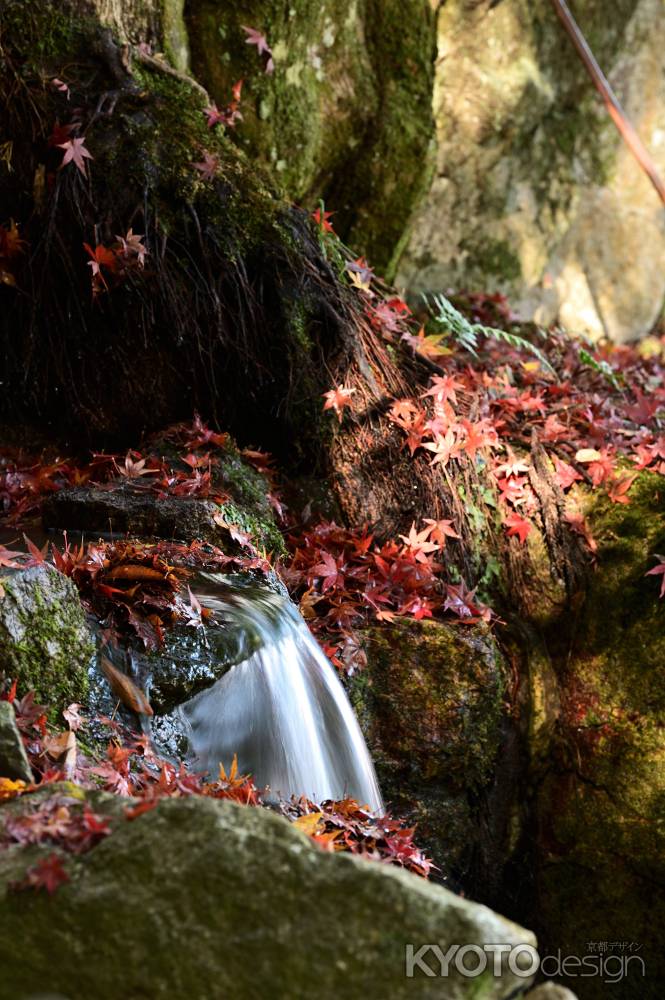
[0,565,94,715]
[349,620,514,897]
[185,0,436,278]
[0,787,537,1000]
[527,473,665,996]
[398,0,665,342]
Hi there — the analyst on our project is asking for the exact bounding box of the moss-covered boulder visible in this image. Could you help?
[186,0,436,277]
[349,619,512,892]
[529,473,665,996]
[0,565,94,715]
[399,0,665,342]
[0,785,538,999]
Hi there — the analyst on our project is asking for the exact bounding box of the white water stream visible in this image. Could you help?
[175,579,384,812]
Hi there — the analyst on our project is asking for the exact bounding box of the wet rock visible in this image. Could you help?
[43,486,226,546]
[349,619,514,894]
[0,701,32,782]
[42,439,283,555]
[0,788,537,1000]
[0,564,94,715]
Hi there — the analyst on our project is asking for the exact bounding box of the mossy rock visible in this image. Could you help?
[42,436,285,557]
[349,619,509,888]
[186,0,436,277]
[532,472,665,996]
[0,784,537,1000]
[0,565,94,717]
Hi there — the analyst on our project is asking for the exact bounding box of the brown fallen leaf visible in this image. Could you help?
[292,812,324,836]
[43,729,77,778]
[100,656,153,716]
[105,564,168,583]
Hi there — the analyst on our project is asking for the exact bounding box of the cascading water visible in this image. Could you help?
[172,576,384,813]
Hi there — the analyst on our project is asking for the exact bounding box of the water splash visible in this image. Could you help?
[175,577,384,813]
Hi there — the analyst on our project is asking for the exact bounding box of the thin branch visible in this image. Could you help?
[132,49,210,103]
[550,0,665,206]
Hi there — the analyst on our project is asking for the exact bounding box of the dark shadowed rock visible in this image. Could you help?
[350,619,513,895]
[0,701,32,783]
[43,486,225,546]
[0,787,537,1000]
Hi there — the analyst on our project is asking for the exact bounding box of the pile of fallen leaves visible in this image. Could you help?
[0,686,431,894]
[283,520,490,672]
[282,797,431,878]
[321,274,665,557]
[0,415,277,529]
[2,534,271,652]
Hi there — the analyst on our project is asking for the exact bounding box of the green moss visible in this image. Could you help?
[0,569,94,717]
[531,472,665,993]
[1,2,90,68]
[162,0,190,73]
[216,501,284,557]
[350,619,506,877]
[185,0,436,274]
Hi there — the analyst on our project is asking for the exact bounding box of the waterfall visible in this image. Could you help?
[174,578,384,813]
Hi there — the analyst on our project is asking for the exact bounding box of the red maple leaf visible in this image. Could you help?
[645,555,665,598]
[423,428,458,467]
[398,522,440,563]
[607,473,637,504]
[312,207,335,234]
[497,475,527,506]
[422,518,460,547]
[83,243,117,290]
[193,151,220,181]
[460,418,497,461]
[13,853,69,895]
[503,511,532,544]
[310,551,346,592]
[552,455,582,490]
[494,447,530,479]
[322,385,355,421]
[422,374,464,407]
[242,25,275,73]
[58,136,93,176]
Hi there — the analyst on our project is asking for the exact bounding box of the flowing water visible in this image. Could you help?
[173,576,384,813]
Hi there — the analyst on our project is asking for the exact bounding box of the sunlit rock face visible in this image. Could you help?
[398,0,665,343]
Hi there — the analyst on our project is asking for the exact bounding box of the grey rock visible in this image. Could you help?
[42,486,225,546]
[0,790,537,1000]
[399,0,665,342]
[0,564,94,714]
[0,700,32,783]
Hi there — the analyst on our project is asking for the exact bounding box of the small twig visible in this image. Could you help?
[132,48,210,103]
[550,0,665,206]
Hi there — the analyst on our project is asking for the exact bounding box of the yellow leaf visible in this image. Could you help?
[292,812,324,836]
[348,270,371,292]
[575,448,602,463]
[0,777,27,800]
